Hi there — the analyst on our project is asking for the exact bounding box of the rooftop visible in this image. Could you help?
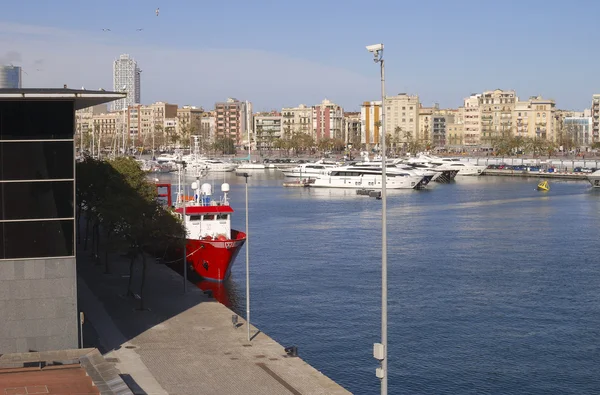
[0,88,126,110]
[0,348,132,395]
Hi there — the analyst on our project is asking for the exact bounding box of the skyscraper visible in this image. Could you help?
[0,65,22,88]
[112,54,141,111]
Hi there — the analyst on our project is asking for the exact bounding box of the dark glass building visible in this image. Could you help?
[0,89,124,353]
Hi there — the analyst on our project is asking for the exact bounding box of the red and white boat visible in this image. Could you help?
[157,181,246,282]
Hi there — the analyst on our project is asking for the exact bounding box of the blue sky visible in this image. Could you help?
[1,0,598,111]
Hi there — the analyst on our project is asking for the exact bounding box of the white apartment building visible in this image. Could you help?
[254,113,282,151]
[112,54,141,111]
[384,94,419,144]
[281,104,313,138]
[360,101,381,147]
[463,94,481,146]
[592,94,599,142]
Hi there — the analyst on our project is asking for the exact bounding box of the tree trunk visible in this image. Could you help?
[139,249,147,311]
[127,252,137,297]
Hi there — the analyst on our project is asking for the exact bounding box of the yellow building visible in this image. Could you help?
[512,96,556,141]
[384,94,419,144]
[360,101,381,147]
[478,89,517,144]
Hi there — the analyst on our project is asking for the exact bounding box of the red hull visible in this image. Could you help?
[177,229,246,282]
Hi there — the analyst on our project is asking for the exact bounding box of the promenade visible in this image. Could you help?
[77,248,351,395]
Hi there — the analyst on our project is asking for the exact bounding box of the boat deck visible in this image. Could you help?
[77,247,350,395]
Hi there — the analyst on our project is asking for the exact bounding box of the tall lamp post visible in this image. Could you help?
[367,43,388,395]
[237,172,252,342]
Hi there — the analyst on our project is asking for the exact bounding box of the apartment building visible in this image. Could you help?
[200,111,216,145]
[281,104,313,139]
[592,94,599,143]
[463,94,481,146]
[384,94,419,144]
[418,106,434,144]
[431,114,449,147]
[313,99,344,141]
[215,98,252,146]
[360,101,382,147]
[511,96,556,141]
[563,116,593,148]
[76,104,107,136]
[177,106,204,136]
[446,117,464,148]
[478,89,517,144]
[343,112,361,146]
[254,112,282,151]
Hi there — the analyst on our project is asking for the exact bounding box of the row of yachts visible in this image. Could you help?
[147,152,487,190]
[281,155,487,190]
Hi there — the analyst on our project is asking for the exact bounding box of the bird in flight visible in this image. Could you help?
[155,8,159,16]
[136,28,144,31]
[102,28,111,31]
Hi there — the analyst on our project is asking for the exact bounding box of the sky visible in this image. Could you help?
[1,0,598,112]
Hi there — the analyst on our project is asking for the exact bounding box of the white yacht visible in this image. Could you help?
[587,170,600,188]
[156,153,178,164]
[353,160,438,184]
[237,161,266,170]
[311,165,429,190]
[281,160,339,177]
[410,155,486,176]
[201,159,238,172]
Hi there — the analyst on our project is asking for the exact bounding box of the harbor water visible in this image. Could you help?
[157,171,600,394]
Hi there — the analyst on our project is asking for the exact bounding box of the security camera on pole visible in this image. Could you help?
[366,42,388,395]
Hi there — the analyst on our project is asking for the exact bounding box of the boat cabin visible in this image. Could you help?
[173,182,234,240]
[175,205,233,240]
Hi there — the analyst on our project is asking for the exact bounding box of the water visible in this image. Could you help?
[157,171,600,394]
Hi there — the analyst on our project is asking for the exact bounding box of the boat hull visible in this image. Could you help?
[173,229,246,282]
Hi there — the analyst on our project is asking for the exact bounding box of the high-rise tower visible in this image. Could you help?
[112,54,141,111]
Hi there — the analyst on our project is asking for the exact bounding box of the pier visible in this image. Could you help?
[77,248,350,394]
[483,169,589,180]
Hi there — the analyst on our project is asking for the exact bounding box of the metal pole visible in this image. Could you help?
[182,163,187,293]
[380,55,388,395]
[245,174,251,341]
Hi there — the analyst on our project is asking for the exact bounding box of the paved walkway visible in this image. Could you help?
[76,248,351,395]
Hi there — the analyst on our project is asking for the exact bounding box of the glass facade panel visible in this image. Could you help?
[1,220,73,259]
[0,141,74,180]
[0,101,74,140]
[0,181,73,221]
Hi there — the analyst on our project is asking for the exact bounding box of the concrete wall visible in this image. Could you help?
[0,258,77,353]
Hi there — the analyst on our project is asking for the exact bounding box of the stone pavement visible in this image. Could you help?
[76,248,351,395]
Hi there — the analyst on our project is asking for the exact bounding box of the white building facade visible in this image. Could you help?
[112,54,141,111]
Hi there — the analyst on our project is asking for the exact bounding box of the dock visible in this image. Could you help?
[283,179,315,187]
[77,248,350,394]
[483,169,589,180]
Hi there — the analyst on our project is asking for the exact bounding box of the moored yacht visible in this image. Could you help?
[280,160,339,177]
[311,165,429,190]
[201,159,238,172]
[587,170,600,188]
[428,157,486,176]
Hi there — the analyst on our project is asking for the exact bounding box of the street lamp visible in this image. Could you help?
[176,160,188,293]
[367,42,388,395]
[236,171,252,342]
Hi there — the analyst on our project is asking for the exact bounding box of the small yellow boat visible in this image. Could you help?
[537,180,550,191]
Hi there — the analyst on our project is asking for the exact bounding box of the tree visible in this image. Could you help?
[213,137,236,155]
[76,156,184,310]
